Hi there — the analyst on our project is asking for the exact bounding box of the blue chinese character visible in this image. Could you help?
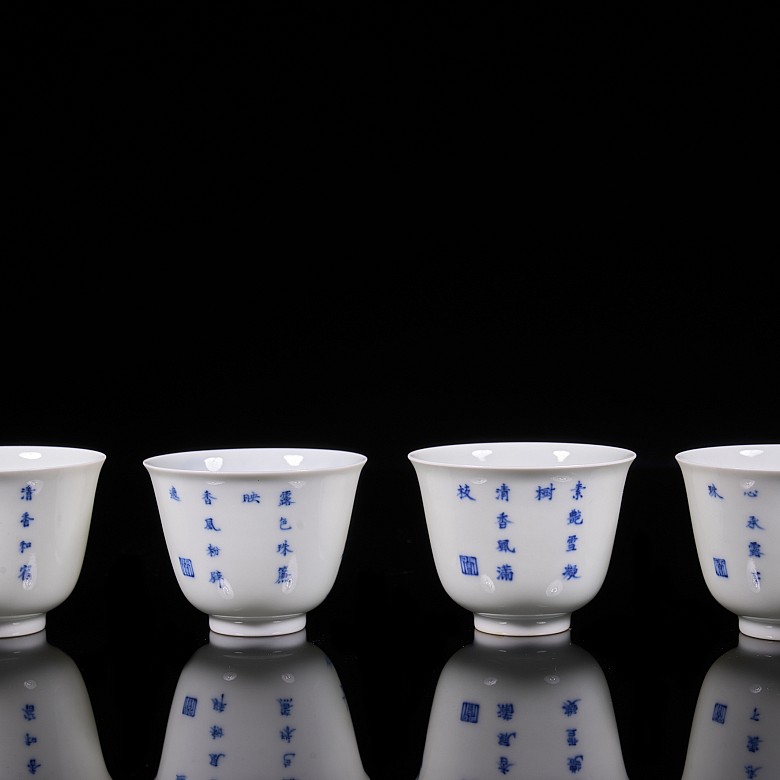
[458,484,477,500]
[536,483,556,501]
[562,699,580,717]
[495,483,510,501]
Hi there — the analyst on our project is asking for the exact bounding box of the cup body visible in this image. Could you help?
[676,444,780,640]
[144,447,367,636]
[0,446,106,637]
[408,442,636,636]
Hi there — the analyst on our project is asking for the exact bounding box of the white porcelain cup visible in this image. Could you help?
[676,444,780,640]
[0,445,106,638]
[408,442,636,636]
[0,631,111,779]
[155,630,369,779]
[417,630,629,779]
[144,447,367,636]
[682,634,780,778]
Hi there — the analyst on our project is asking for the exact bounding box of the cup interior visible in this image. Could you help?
[143,447,367,474]
[408,441,636,469]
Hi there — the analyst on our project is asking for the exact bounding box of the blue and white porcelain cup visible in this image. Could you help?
[409,442,636,636]
[0,445,106,638]
[144,447,367,637]
[676,444,780,640]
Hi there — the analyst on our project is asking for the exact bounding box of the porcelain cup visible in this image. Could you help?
[0,445,106,638]
[0,630,111,779]
[155,629,369,779]
[676,444,780,640]
[144,447,367,636]
[408,442,636,636]
[682,634,780,778]
[417,630,629,779]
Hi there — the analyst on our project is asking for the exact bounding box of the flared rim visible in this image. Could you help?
[408,441,636,469]
[0,445,106,471]
[676,444,780,471]
[143,446,367,475]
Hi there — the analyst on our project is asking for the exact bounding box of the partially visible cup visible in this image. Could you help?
[408,442,636,636]
[676,444,780,640]
[682,634,780,778]
[144,447,367,636]
[0,445,106,638]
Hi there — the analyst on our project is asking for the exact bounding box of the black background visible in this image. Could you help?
[3,4,776,778]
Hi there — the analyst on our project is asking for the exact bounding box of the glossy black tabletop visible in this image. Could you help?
[1,456,748,779]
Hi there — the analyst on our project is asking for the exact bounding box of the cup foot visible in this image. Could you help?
[474,612,571,636]
[0,613,46,638]
[739,616,780,641]
[209,614,306,637]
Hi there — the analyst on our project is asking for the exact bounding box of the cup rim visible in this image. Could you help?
[0,445,106,471]
[143,447,367,475]
[676,444,780,471]
[407,441,636,469]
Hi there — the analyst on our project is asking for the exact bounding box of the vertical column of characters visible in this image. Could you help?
[18,480,37,590]
[493,481,515,585]
[456,481,480,580]
[276,689,297,772]
[494,699,517,775]
[561,478,587,585]
[561,695,584,773]
[20,696,42,775]
[274,487,296,591]
[705,481,730,582]
[742,479,764,593]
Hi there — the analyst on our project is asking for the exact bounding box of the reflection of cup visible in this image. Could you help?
[144,447,367,636]
[676,444,780,640]
[682,634,780,779]
[0,445,106,637]
[417,630,628,779]
[409,442,636,636]
[0,630,111,778]
[155,630,369,779]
